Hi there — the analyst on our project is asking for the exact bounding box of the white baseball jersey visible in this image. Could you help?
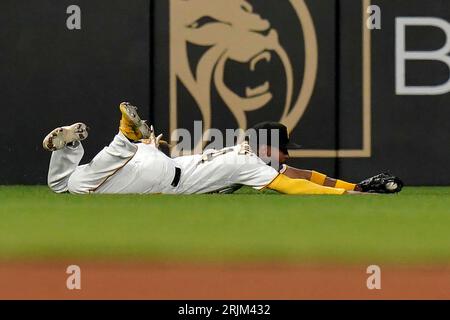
[47,132,279,195]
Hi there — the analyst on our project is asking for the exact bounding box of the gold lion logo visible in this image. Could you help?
[170,0,318,148]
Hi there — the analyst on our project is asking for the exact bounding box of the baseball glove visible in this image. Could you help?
[357,173,404,194]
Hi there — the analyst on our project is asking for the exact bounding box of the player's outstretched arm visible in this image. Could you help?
[266,174,348,195]
[281,167,403,194]
[282,166,359,191]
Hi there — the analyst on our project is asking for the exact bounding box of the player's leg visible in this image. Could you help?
[43,123,89,193]
[66,132,138,194]
[47,143,84,193]
[66,102,151,194]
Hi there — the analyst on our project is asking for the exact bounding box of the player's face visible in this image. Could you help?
[258,145,289,165]
[278,149,289,164]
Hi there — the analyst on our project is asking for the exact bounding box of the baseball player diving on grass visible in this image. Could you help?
[42,102,403,195]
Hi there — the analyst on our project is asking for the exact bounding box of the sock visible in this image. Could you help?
[66,141,80,149]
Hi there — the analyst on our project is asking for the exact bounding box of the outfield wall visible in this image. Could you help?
[1,0,450,185]
[0,0,150,185]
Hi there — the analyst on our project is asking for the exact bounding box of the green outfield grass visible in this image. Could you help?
[0,186,449,264]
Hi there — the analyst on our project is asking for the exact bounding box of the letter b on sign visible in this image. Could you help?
[396,17,450,95]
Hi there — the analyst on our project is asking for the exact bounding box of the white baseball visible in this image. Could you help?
[386,182,398,191]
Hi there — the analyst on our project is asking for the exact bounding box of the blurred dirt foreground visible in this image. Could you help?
[0,262,449,299]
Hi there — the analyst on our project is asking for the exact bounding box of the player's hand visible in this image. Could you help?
[357,173,404,194]
[141,125,163,148]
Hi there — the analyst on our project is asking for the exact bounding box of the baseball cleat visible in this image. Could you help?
[43,123,89,151]
[119,102,151,141]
